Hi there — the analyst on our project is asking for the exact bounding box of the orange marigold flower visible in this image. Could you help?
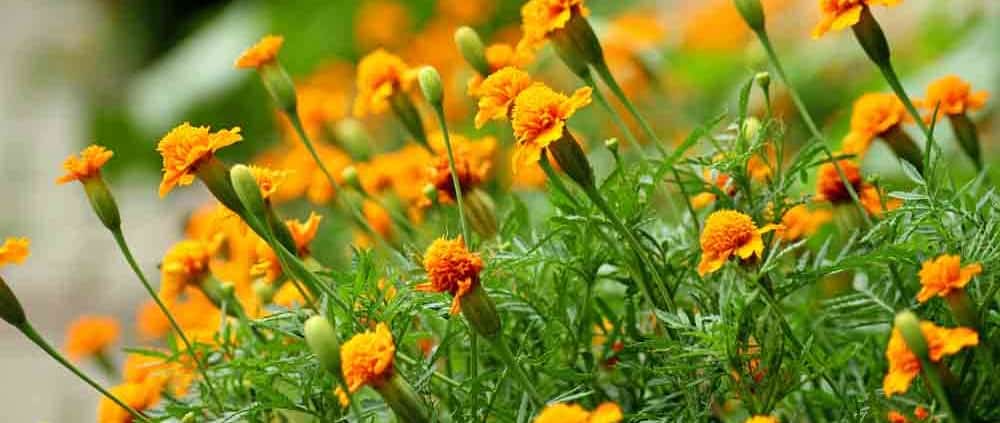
[420,236,484,315]
[0,236,30,268]
[97,382,158,423]
[234,35,284,69]
[746,416,779,423]
[64,315,120,361]
[812,0,902,39]
[473,67,534,128]
[841,131,874,157]
[533,402,622,423]
[519,0,590,52]
[511,83,592,171]
[888,411,908,423]
[883,321,978,397]
[249,165,288,201]
[778,204,832,242]
[918,75,989,116]
[340,322,396,392]
[424,153,488,206]
[849,92,907,138]
[158,239,219,302]
[859,185,901,216]
[353,49,413,118]
[916,254,982,303]
[56,145,113,184]
[361,200,394,241]
[698,210,780,276]
[157,122,242,198]
[815,159,862,204]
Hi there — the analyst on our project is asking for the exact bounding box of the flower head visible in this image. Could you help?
[97,382,158,423]
[884,321,978,397]
[424,154,488,206]
[234,35,284,69]
[0,237,30,268]
[746,417,779,423]
[916,254,982,303]
[519,0,590,52]
[157,122,242,198]
[56,145,113,184]
[918,75,989,116]
[533,402,622,423]
[473,67,534,128]
[64,315,120,361]
[778,204,832,241]
[340,322,396,392]
[353,49,413,117]
[815,159,863,204]
[158,239,219,302]
[698,210,779,276]
[812,0,902,39]
[849,93,907,139]
[511,83,592,171]
[420,236,484,315]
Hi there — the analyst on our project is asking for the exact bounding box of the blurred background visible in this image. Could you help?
[0,0,995,421]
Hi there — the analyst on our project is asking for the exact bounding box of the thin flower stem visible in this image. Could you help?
[593,62,663,150]
[429,107,472,243]
[489,336,544,407]
[538,156,584,210]
[877,63,932,137]
[580,71,647,159]
[396,352,462,387]
[18,323,153,423]
[110,228,224,411]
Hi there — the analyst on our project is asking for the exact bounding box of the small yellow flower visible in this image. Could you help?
[698,210,780,276]
[420,236,484,315]
[511,83,592,171]
[0,237,30,268]
[916,254,982,303]
[812,0,902,39]
[746,416,779,423]
[883,320,978,397]
[473,67,534,128]
[56,145,113,184]
[353,49,413,118]
[64,315,120,361]
[234,35,284,69]
[533,401,622,423]
[340,322,396,392]
[918,75,989,116]
[156,122,243,198]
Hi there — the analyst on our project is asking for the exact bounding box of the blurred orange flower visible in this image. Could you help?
[884,321,977,397]
[0,237,30,268]
[918,75,989,117]
[916,254,981,303]
[234,35,284,69]
[64,315,120,361]
[533,402,622,423]
[353,49,414,117]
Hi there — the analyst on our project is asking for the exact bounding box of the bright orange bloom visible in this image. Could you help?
[156,122,242,198]
[918,75,989,116]
[353,49,413,117]
[424,153,488,206]
[252,213,323,281]
[56,145,113,184]
[887,411,908,423]
[859,185,902,216]
[778,204,832,241]
[467,43,535,95]
[815,159,862,204]
[518,0,590,52]
[812,0,902,39]
[533,402,622,423]
[916,254,982,303]
[420,236,484,315]
[0,237,30,268]
[158,239,219,303]
[698,210,780,276]
[234,35,284,69]
[64,315,120,361]
[473,67,534,128]
[883,321,978,397]
[842,93,907,156]
[249,165,288,201]
[511,83,592,171]
[746,417,779,423]
[97,382,158,423]
[340,322,396,392]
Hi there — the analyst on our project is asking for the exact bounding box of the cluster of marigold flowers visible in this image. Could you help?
[0,0,991,422]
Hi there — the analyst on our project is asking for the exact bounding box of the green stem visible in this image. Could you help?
[289,114,340,195]
[877,63,932,138]
[19,324,152,423]
[430,106,472,243]
[489,336,544,407]
[593,62,662,150]
[538,155,584,210]
[580,71,646,158]
[110,228,224,411]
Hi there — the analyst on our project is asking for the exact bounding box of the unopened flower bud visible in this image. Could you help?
[253,279,275,304]
[0,276,27,327]
[733,0,765,33]
[419,67,444,106]
[852,6,891,68]
[341,166,361,192]
[422,183,438,205]
[304,315,342,376]
[742,117,762,141]
[181,412,197,423]
[604,138,619,153]
[230,164,269,228]
[454,26,489,76]
[259,63,298,115]
[82,178,121,231]
[754,72,771,93]
[334,119,373,161]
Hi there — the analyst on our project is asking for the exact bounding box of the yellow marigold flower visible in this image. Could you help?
[97,382,158,423]
[887,410,908,423]
[158,239,219,302]
[353,49,413,118]
[698,210,780,276]
[0,236,30,268]
[916,254,982,303]
[56,145,113,184]
[814,159,862,204]
[778,204,832,242]
[511,83,592,171]
[519,0,590,52]
[234,35,284,69]
[746,416,779,423]
[420,236,484,315]
[883,321,978,397]
[533,401,622,423]
[918,75,989,116]
[859,185,901,217]
[340,322,396,392]
[812,0,902,39]
[248,165,288,201]
[156,122,243,198]
[64,315,120,361]
[473,66,534,128]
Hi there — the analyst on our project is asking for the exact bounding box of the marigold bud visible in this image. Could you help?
[894,310,928,360]
[304,315,342,376]
[733,0,765,33]
[851,6,891,68]
[0,276,27,327]
[754,72,770,93]
[742,117,762,141]
[604,137,619,153]
[549,13,603,78]
[82,178,122,231]
[230,164,269,228]
[455,26,490,76]
[259,63,298,115]
[253,279,275,304]
[341,166,361,192]
[418,66,444,106]
[549,132,595,190]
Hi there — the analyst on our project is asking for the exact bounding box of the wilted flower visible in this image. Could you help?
[157,122,242,198]
[883,320,978,397]
[698,210,780,276]
[916,254,981,303]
